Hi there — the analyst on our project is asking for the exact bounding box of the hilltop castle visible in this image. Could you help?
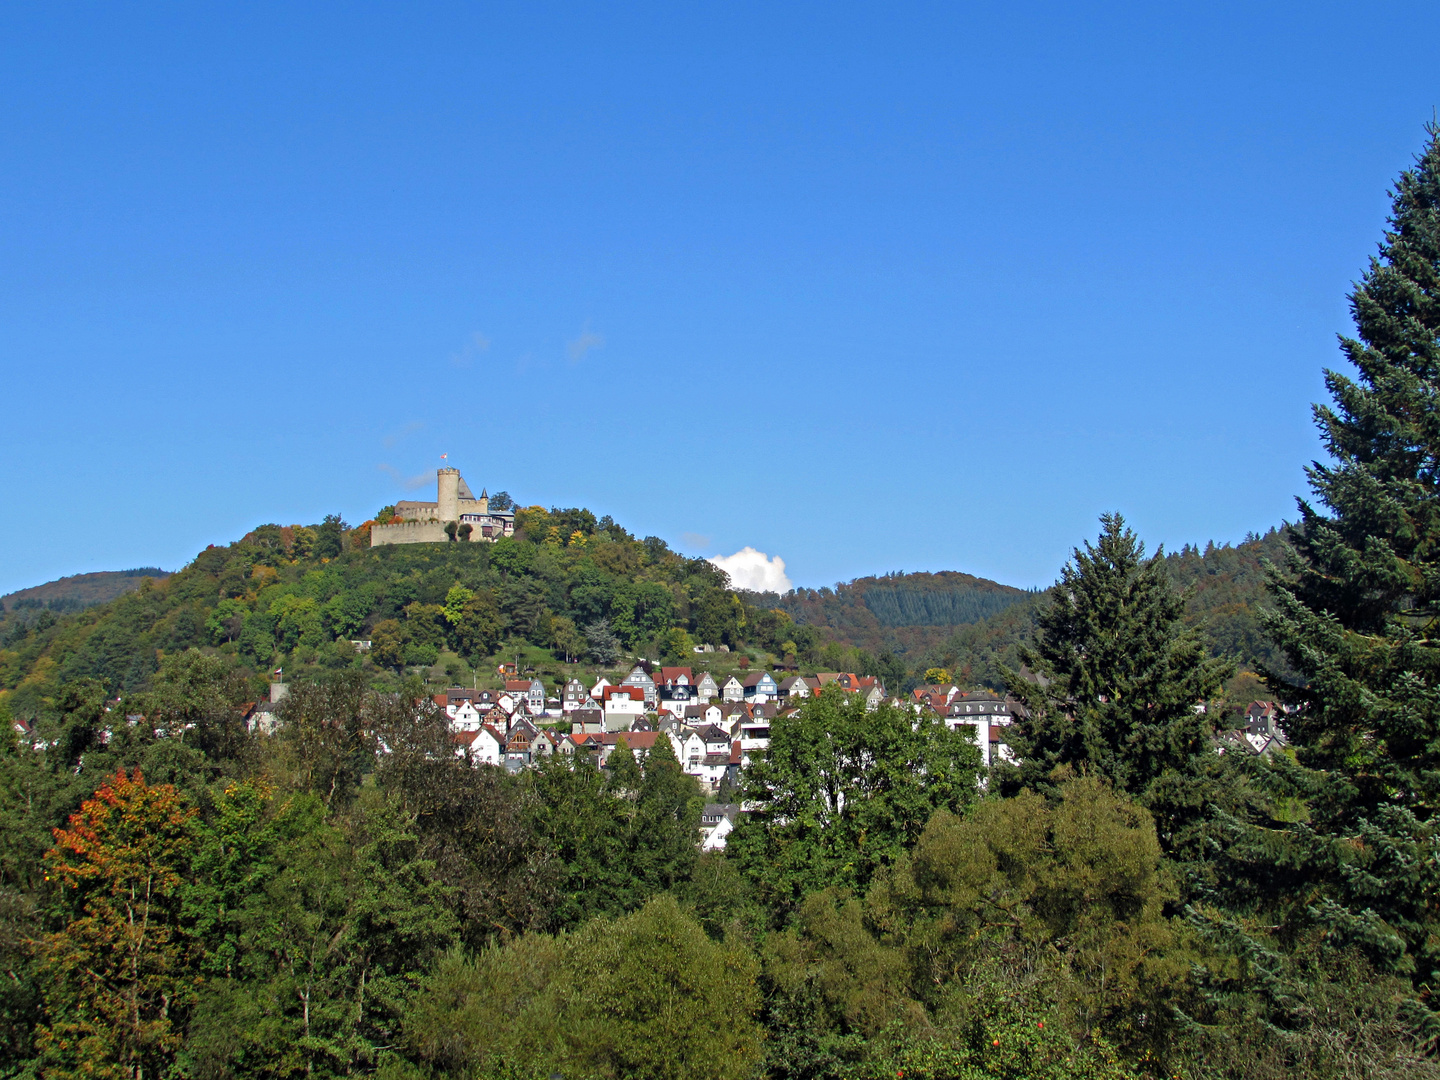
[370,468,516,547]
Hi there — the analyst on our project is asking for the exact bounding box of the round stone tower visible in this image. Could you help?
[438,467,460,523]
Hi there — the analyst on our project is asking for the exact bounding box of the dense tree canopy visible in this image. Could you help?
[727,687,983,915]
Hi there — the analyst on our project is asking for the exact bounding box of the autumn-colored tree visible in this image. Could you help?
[35,768,199,1080]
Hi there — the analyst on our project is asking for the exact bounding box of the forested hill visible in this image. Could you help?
[0,568,171,614]
[0,507,788,723]
[744,570,1032,657]
[914,526,1294,695]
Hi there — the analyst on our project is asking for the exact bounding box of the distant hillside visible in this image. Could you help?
[910,527,1295,694]
[744,570,1033,657]
[1,568,171,614]
[0,508,770,722]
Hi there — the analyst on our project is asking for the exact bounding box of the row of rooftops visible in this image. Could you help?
[434,667,886,710]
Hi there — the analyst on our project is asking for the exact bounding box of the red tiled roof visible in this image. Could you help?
[604,731,663,749]
[604,686,646,702]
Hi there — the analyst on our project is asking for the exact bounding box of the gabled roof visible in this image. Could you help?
[742,671,774,688]
[659,666,693,684]
[696,724,731,743]
[604,731,663,750]
[604,685,646,702]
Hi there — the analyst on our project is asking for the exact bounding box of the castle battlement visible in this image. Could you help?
[371,468,515,548]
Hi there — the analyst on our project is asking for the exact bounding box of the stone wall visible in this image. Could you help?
[370,520,451,547]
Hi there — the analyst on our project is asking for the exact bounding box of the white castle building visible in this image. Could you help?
[370,468,516,547]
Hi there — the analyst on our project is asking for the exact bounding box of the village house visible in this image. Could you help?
[777,675,811,700]
[602,685,648,731]
[1218,700,1291,757]
[621,665,658,708]
[720,675,744,702]
[913,683,963,707]
[700,803,740,851]
[658,681,700,713]
[562,678,590,712]
[448,700,483,731]
[693,671,719,702]
[682,702,724,728]
[453,724,504,767]
[505,678,546,714]
[505,717,539,764]
[937,693,1020,768]
[742,670,779,703]
[570,707,604,735]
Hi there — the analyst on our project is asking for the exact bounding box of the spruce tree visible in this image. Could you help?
[1263,124,1440,989]
[1003,514,1232,850]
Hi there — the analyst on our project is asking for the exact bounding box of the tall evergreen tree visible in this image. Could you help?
[1002,514,1232,851]
[1263,124,1440,991]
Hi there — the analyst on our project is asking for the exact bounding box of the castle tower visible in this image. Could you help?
[479,487,489,515]
[438,467,460,523]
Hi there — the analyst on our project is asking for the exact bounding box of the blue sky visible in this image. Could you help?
[2,1,1437,596]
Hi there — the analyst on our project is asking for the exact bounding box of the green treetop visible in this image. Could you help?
[1002,514,1232,851]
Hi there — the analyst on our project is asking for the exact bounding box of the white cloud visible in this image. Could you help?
[377,463,433,491]
[382,420,426,449]
[567,325,604,362]
[708,547,793,593]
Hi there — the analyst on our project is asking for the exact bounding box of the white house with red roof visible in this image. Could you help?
[602,685,647,731]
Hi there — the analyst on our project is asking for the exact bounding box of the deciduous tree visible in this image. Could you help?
[728,687,982,916]
[35,768,199,1080]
